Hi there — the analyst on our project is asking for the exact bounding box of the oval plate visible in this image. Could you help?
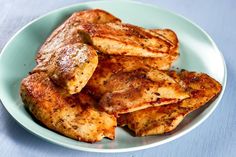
[0,0,227,153]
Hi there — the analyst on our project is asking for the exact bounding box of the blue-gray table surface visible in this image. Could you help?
[0,0,235,157]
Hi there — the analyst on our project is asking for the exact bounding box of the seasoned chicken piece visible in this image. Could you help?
[86,54,189,115]
[86,58,189,114]
[36,9,121,65]
[98,69,189,114]
[86,54,152,98]
[118,71,222,136]
[86,54,160,98]
[20,72,116,143]
[77,23,178,60]
[86,53,186,98]
[34,9,121,94]
[34,43,98,95]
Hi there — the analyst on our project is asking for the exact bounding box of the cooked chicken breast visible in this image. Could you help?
[77,22,178,59]
[86,53,187,98]
[34,9,120,94]
[20,72,117,143]
[34,9,121,94]
[86,54,168,98]
[34,43,98,94]
[86,53,167,98]
[86,54,188,116]
[36,9,121,65]
[98,69,189,114]
[118,70,222,136]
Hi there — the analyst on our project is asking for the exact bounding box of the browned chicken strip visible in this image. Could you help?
[118,70,222,136]
[34,9,121,94]
[86,55,189,114]
[98,69,189,114]
[20,72,117,143]
[86,53,188,99]
[86,53,169,98]
[36,9,121,65]
[77,22,178,59]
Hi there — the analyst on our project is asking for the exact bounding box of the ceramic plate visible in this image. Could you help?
[0,0,227,153]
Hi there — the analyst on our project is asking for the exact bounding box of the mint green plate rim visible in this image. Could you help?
[0,0,227,153]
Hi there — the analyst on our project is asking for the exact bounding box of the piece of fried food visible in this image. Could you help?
[86,52,184,98]
[77,23,178,59]
[34,9,121,94]
[118,70,222,136]
[20,72,116,143]
[86,53,165,98]
[86,52,189,105]
[88,67,189,114]
[36,9,121,65]
[34,43,98,95]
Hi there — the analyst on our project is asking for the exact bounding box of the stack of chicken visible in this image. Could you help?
[20,9,222,143]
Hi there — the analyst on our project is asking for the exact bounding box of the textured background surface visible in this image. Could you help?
[0,0,235,157]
